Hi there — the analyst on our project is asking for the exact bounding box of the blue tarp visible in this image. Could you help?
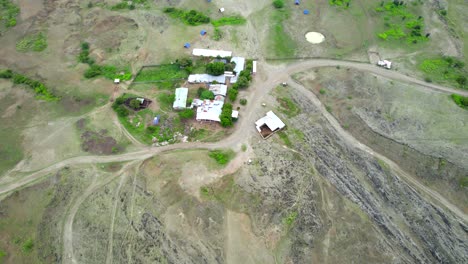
[295,0,300,5]
[200,30,207,36]
[153,115,161,125]
[303,9,310,14]
[184,42,191,48]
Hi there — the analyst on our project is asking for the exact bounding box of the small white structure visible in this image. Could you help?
[209,84,228,97]
[255,111,286,139]
[194,99,224,122]
[114,79,120,84]
[173,87,188,110]
[192,48,232,58]
[378,60,392,69]
[232,110,239,119]
[219,8,225,13]
[252,61,257,74]
[188,74,227,84]
[136,98,145,104]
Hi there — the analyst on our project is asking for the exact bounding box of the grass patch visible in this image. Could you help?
[21,238,34,253]
[212,27,223,41]
[189,129,226,142]
[16,32,48,52]
[419,57,467,89]
[268,6,296,58]
[0,69,59,100]
[375,1,428,45]
[330,0,351,8]
[241,144,247,152]
[134,64,189,83]
[459,177,468,188]
[110,0,148,10]
[277,96,300,117]
[163,7,210,26]
[278,131,292,147]
[292,129,305,141]
[211,15,246,27]
[283,211,298,226]
[451,94,468,109]
[0,0,20,29]
[208,149,235,165]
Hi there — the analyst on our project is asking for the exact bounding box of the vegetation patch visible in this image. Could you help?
[277,96,300,117]
[220,103,234,127]
[112,94,184,145]
[278,131,292,147]
[330,0,351,8]
[0,0,19,29]
[268,6,296,57]
[419,57,467,89]
[134,64,190,83]
[459,177,468,188]
[110,0,148,10]
[212,27,223,41]
[208,149,235,165]
[451,94,468,109]
[211,15,246,27]
[0,69,59,100]
[375,1,428,44]
[283,211,298,226]
[163,7,210,25]
[78,42,132,81]
[16,33,48,52]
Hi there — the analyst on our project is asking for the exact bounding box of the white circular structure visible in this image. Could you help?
[305,32,325,44]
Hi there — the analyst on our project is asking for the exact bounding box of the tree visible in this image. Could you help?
[129,99,141,110]
[219,103,233,127]
[178,109,195,120]
[228,88,238,102]
[273,0,284,8]
[206,62,225,76]
[240,98,247,105]
[200,90,215,100]
[178,57,193,68]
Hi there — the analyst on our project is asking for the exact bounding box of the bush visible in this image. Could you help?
[228,88,238,102]
[84,65,103,78]
[208,149,233,165]
[16,32,48,52]
[178,108,195,119]
[21,238,34,253]
[129,99,141,110]
[206,62,225,76]
[273,0,285,8]
[240,98,247,105]
[163,7,210,25]
[0,70,58,100]
[200,90,215,100]
[451,94,468,109]
[219,103,233,127]
[0,69,13,78]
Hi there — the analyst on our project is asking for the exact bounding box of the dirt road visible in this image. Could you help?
[1,59,466,223]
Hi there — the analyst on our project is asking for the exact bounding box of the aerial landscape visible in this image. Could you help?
[0,0,467,263]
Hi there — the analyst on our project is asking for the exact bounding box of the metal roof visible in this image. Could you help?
[209,84,228,97]
[173,88,188,109]
[192,48,232,58]
[188,74,226,84]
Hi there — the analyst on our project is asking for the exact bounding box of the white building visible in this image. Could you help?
[173,87,188,110]
[255,111,286,139]
[188,74,227,84]
[192,48,232,58]
[252,61,257,74]
[230,57,245,83]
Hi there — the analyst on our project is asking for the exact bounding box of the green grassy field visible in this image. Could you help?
[16,33,48,52]
[268,6,296,58]
[419,56,467,89]
[134,64,189,83]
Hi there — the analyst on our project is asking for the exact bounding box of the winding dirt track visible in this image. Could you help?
[1,60,467,262]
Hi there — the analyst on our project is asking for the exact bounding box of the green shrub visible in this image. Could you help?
[209,149,234,165]
[228,88,238,102]
[0,0,20,29]
[16,32,48,52]
[240,98,247,105]
[178,108,195,119]
[220,103,233,127]
[0,70,58,100]
[21,238,34,253]
[206,62,225,76]
[200,90,215,100]
[451,94,468,109]
[273,0,285,8]
[330,0,351,8]
[213,27,223,41]
[163,7,210,25]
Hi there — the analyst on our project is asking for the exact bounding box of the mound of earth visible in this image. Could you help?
[80,130,118,155]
